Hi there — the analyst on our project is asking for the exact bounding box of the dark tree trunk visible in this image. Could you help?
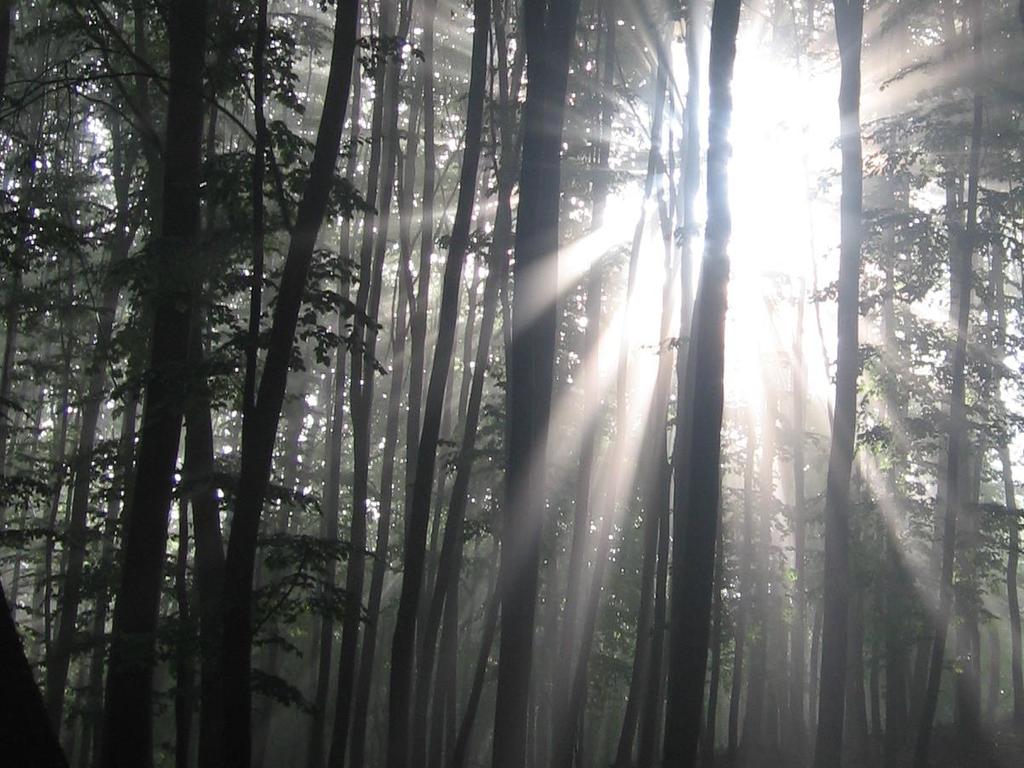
[220,2,360,765]
[491,0,581,765]
[307,282,350,768]
[450,591,499,768]
[99,0,209,763]
[46,120,137,731]
[388,0,489,761]
[83,388,137,768]
[310,58,362,768]
[45,261,122,737]
[661,0,741,763]
[184,331,226,768]
[348,195,408,768]
[405,0,438,490]
[845,588,870,764]
[913,10,982,763]
[174,503,195,768]
[330,0,403,759]
[812,1,863,765]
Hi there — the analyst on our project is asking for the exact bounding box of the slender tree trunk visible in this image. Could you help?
[389,0,489,761]
[348,205,409,768]
[174,502,195,768]
[812,1,863,764]
[913,10,982,762]
[728,418,756,760]
[310,60,362,768]
[450,590,499,768]
[789,283,808,762]
[84,388,137,768]
[46,184,133,733]
[993,235,1023,723]
[703,512,726,764]
[638,498,671,768]
[406,0,439,492]
[307,293,351,768]
[744,397,777,756]
[183,330,226,768]
[220,1,360,765]
[986,626,1000,718]
[662,0,741,763]
[99,0,209,762]
[1004,434,1023,724]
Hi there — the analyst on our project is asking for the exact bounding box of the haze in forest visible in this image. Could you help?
[1,1,1024,768]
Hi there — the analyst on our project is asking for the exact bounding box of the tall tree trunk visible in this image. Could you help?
[174,502,195,768]
[845,586,870,764]
[997,228,1024,722]
[703,513,727,764]
[789,283,808,762]
[330,0,404,759]
[744,396,777,756]
[99,0,209,762]
[405,0,439,489]
[220,2,360,765]
[449,589,499,768]
[728,418,755,759]
[84,388,137,768]
[46,153,134,733]
[662,0,741,763]
[913,9,982,763]
[412,190,507,768]
[637,496,671,768]
[812,0,863,764]
[184,331,226,768]
[491,1,581,765]
[310,60,362,768]
[881,222,909,765]
[348,204,408,768]
[388,0,489,761]
[307,291,351,768]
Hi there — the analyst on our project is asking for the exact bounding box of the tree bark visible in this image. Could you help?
[388,0,489,760]
[661,0,741,762]
[491,0,581,765]
[992,235,1023,723]
[912,9,982,763]
[220,2,359,765]
[99,0,208,762]
[812,0,863,764]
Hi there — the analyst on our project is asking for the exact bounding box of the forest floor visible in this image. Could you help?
[925,722,1024,767]
[710,723,1024,767]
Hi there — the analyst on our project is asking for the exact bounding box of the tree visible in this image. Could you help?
[99,0,209,763]
[220,2,360,765]
[661,0,741,763]
[812,0,863,764]
[490,0,581,765]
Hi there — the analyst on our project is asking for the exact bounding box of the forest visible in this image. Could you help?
[1,0,1024,766]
